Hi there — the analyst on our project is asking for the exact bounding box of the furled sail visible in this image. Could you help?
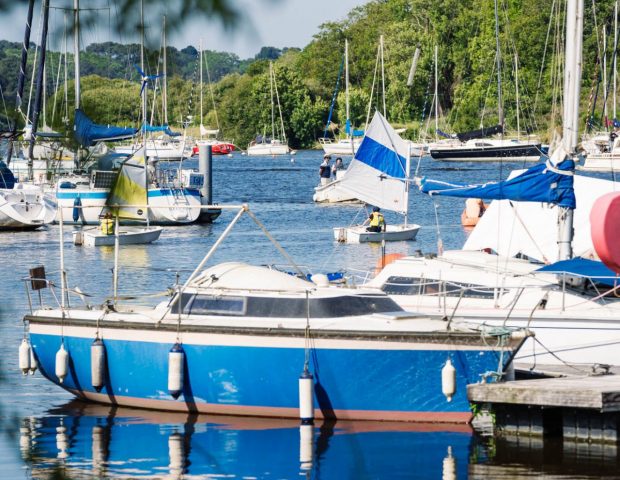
[105,146,148,220]
[456,124,503,142]
[420,157,576,209]
[74,109,137,147]
[143,123,181,137]
[339,111,409,214]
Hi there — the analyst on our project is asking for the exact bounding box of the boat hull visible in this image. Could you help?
[313,179,359,203]
[73,226,163,246]
[27,319,517,423]
[0,187,56,230]
[430,143,542,161]
[320,139,360,156]
[246,143,290,156]
[56,188,202,225]
[334,224,421,243]
[578,154,620,172]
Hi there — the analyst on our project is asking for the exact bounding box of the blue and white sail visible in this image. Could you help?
[339,111,409,214]
[420,145,576,209]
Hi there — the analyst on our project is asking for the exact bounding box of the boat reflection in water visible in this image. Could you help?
[20,401,473,479]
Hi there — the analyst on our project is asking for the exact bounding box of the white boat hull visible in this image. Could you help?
[313,178,359,203]
[578,153,620,172]
[246,143,290,156]
[0,186,57,230]
[73,226,163,246]
[333,224,421,243]
[320,139,360,156]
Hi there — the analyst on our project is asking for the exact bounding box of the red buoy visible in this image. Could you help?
[590,192,620,273]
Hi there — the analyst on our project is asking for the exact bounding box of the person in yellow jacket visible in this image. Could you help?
[100,212,115,235]
[364,206,386,232]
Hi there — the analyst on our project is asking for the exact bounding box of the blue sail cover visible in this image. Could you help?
[0,160,16,189]
[142,124,181,137]
[420,159,576,209]
[74,109,137,147]
[536,257,619,287]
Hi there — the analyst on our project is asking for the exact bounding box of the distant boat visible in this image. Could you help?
[0,160,56,230]
[429,126,542,162]
[333,111,421,243]
[193,40,236,156]
[73,145,163,246]
[319,40,364,156]
[247,62,290,156]
[74,225,162,246]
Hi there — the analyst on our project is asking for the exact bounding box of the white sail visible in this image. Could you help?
[338,111,409,214]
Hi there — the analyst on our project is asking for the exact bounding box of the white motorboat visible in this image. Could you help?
[332,111,421,243]
[319,137,361,156]
[73,225,163,246]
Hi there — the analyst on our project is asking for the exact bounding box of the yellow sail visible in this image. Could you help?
[105,146,148,220]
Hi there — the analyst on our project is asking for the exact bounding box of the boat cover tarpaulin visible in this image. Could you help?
[436,129,456,139]
[74,109,137,147]
[536,257,619,287]
[0,160,16,189]
[456,124,503,142]
[143,124,181,137]
[420,159,576,209]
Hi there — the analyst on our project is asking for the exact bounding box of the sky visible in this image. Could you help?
[1,0,367,59]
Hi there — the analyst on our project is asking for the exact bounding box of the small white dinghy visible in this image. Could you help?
[334,224,420,243]
[74,226,163,247]
[332,111,421,244]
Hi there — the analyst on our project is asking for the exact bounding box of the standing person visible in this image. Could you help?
[364,207,386,232]
[332,157,344,179]
[319,154,332,185]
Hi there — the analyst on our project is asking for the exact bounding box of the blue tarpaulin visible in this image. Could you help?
[536,257,620,287]
[0,160,16,189]
[420,159,576,209]
[74,109,137,147]
[142,124,181,137]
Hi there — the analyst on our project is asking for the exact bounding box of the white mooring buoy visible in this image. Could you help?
[19,339,31,375]
[168,343,185,399]
[55,344,69,384]
[91,338,106,391]
[298,369,314,425]
[441,358,456,402]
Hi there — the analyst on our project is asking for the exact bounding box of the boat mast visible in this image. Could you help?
[6,0,35,166]
[28,0,50,180]
[493,0,504,129]
[558,0,584,261]
[345,38,350,139]
[163,15,168,126]
[74,0,80,110]
[514,52,520,139]
[615,0,618,121]
[434,45,438,141]
[199,38,203,137]
[380,34,386,117]
[604,25,608,122]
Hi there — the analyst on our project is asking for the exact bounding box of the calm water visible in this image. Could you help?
[1,150,619,478]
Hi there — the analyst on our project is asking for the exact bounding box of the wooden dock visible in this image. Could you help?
[468,372,620,443]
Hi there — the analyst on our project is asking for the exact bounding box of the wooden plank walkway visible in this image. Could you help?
[468,372,620,443]
[468,374,620,412]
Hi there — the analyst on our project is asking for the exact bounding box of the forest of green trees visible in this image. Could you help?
[0,0,618,149]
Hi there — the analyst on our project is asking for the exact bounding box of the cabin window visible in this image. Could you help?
[172,293,401,318]
[173,293,246,315]
[381,276,498,299]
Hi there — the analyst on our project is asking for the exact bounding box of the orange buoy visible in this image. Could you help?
[591,192,620,273]
[375,253,405,274]
[461,198,487,227]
